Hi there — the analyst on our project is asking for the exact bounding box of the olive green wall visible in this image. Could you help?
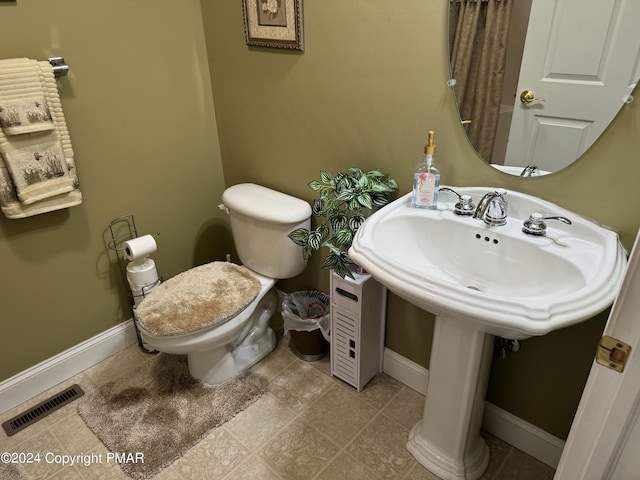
[201,0,640,440]
[0,1,232,381]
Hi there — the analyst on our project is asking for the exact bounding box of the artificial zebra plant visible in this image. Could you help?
[288,168,398,278]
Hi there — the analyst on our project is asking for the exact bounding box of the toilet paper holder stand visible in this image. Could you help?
[107,214,161,354]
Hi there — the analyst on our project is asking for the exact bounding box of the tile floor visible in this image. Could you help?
[0,335,555,480]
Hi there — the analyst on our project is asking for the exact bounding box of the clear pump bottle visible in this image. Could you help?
[411,131,441,209]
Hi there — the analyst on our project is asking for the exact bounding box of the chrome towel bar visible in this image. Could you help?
[48,56,69,78]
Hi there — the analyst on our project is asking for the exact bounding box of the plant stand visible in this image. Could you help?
[330,271,386,391]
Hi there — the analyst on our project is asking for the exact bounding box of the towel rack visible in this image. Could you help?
[47,56,69,78]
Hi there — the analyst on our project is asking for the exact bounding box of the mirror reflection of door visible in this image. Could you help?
[449,0,640,175]
[502,0,640,172]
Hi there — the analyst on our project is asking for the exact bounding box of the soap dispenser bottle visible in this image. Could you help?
[411,131,441,209]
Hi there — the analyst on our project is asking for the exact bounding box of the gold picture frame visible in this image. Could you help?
[242,0,304,51]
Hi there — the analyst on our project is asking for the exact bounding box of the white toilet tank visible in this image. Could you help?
[222,183,312,279]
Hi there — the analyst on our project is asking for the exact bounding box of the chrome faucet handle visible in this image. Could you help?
[522,213,572,236]
[438,187,475,216]
[474,189,507,226]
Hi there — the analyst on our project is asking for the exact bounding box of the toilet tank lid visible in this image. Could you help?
[222,183,311,224]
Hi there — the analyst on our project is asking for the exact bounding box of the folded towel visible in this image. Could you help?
[0,60,55,135]
[0,59,81,218]
[0,96,55,135]
[0,59,75,205]
[0,161,82,218]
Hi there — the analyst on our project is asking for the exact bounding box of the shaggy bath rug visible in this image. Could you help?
[0,463,27,480]
[78,354,268,479]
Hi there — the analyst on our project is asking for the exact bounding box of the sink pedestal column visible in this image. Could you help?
[407,316,494,480]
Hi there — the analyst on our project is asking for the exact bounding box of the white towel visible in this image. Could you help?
[0,59,81,218]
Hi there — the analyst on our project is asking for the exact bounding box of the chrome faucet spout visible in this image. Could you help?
[520,165,539,177]
[472,193,494,219]
[473,189,507,226]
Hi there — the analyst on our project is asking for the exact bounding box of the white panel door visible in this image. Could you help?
[554,229,640,479]
[504,0,640,171]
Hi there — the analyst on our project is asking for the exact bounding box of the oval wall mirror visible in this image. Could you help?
[448,0,640,176]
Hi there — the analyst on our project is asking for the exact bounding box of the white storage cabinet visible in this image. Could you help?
[330,271,386,391]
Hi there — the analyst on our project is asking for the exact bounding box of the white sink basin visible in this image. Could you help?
[349,186,627,480]
[349,186,626,339]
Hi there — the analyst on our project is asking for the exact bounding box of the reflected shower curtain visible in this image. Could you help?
[449,0,513,162]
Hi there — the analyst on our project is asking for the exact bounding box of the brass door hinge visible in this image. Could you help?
[596,336,631,373]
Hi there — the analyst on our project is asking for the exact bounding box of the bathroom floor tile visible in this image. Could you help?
[2,340,557,480]
[493,445,555,480]
[354,372,405,410]
[403,462,442,480]
[48,412,104,458]
[299,384,378,447]
[258,418,340,480]
[47,466,85,480]
[381,385,425,430]
[149,464,184,480]
[73,448,132,480]
[224,392,296,451]
[347,413,414,479]
[305,348,332,378]
[250,344,297,381]
[224,454,282,480]
[8,429,66,479]
[315,451,384,480]
[268,360,334,412]
[173,427,250,480]
[481,431,513,479]
[347,414,414,478]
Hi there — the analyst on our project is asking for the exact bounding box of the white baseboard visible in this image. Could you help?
[382,347,565,469]
[382,347,429,396]
[0,320,138,415]
[482,402,565,468]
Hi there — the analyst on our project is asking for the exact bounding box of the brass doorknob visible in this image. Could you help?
[520,90,545,104]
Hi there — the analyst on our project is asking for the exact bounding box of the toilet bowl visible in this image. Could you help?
[137,270,277,384]
[136,183,311,385]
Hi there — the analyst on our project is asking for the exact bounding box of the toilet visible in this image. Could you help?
[135,183,311,385]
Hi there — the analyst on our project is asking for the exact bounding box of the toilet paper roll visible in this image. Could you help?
[123,234,157,261]
[127,258,160,306]
[126,258,159,288]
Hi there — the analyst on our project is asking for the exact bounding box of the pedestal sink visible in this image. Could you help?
[348,186,626,480]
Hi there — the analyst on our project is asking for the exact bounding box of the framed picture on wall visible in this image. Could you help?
[242,0,304,51]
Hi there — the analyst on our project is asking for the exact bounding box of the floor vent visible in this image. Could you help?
[2,384,84,437]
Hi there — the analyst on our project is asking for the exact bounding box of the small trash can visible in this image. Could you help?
[282,291,330,361]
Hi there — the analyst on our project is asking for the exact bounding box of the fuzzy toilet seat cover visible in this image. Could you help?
[135,262,261,337]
